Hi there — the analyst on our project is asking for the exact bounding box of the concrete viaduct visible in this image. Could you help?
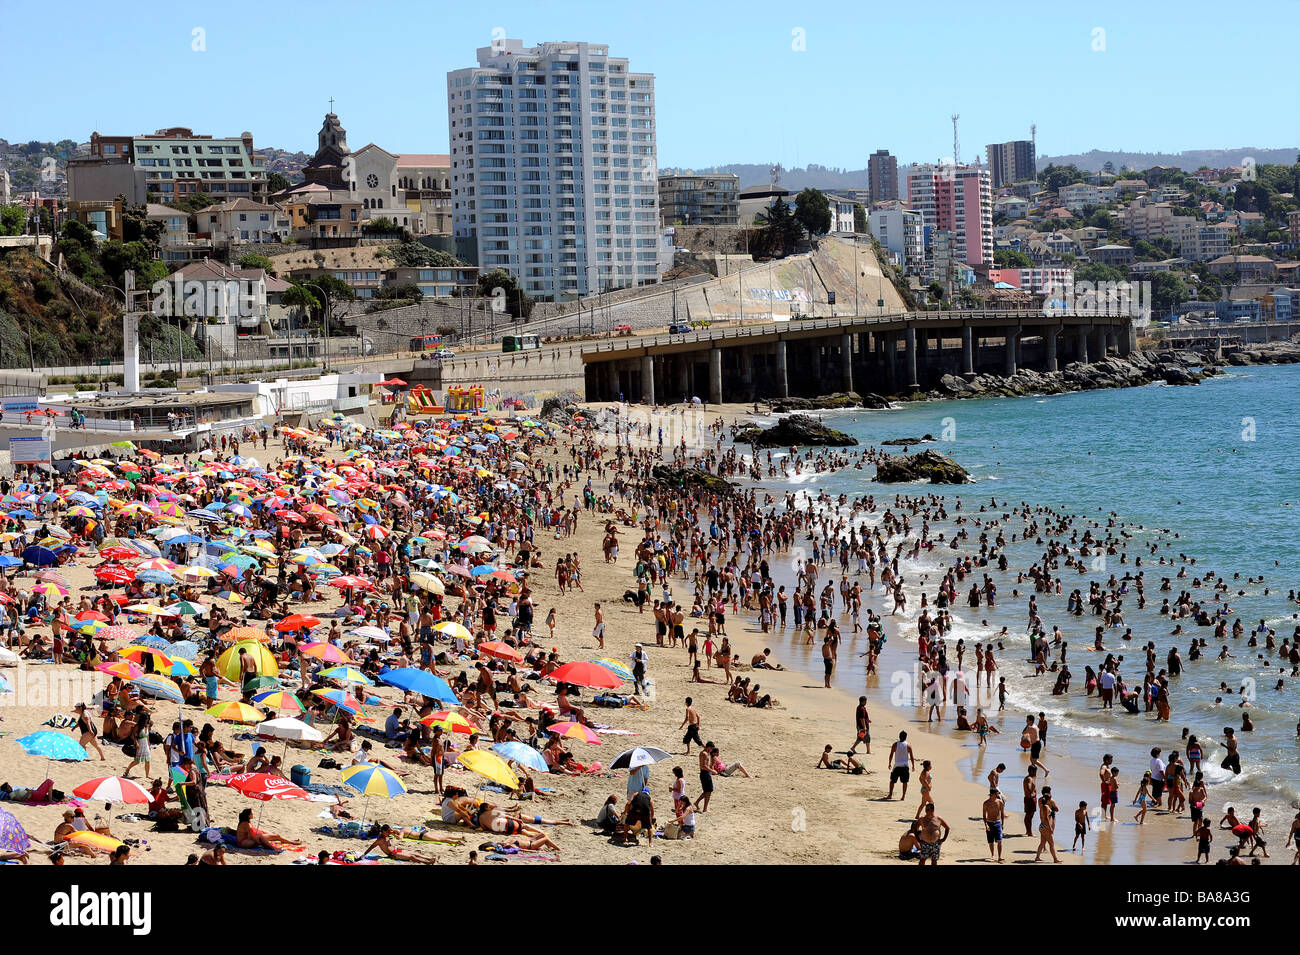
[579,309,1138,404]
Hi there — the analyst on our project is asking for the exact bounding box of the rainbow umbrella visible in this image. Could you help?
[433,621,472,642]
[96,660,145,680]
[252,690,304,713]
[299,642,348,663]
[591,658,635,681]
[319,665,373,686]
[131,674,184,703]
[419,711,478,735]
[205,701,264,723]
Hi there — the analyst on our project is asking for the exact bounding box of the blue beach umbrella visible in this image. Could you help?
[21,545,58,566]
[379,668,459,705]
[131,674,184,703]
[491,741,549,773]
[15,731,88,778]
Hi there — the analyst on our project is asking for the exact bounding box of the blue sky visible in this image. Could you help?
[4,0,1297,168]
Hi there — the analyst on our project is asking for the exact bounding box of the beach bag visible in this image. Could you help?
[121,738,137,758]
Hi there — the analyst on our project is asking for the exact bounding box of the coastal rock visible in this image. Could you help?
[1159,364,1203,386]
[769,391,888,412]
[644,464,735,496]
[875,449,971,484]
[881,434,936,446]
[734,413,858,448]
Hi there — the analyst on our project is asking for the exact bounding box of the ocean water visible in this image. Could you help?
[736,364,1300,834]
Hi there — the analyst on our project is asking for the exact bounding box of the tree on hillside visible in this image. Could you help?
[236,252,276,274]
[754,197,803,257]
[0,204,25,236]
[121,199,165,250]
[1149,272,1190,316]
[1039,164,1088,192]
[852,202,867,234]
[99,241,167,289]
[377,241,464,269]
[267,172,290,194]
[476,268,534,319]
[794,188,832,236]
[1075,263,1127,285]
[993,249,1033,269]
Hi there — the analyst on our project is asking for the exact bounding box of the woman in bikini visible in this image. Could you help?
[364,825,439,864]
[1034,788,1061,862]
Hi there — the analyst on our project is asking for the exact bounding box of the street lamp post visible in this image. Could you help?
[303,282,331,370]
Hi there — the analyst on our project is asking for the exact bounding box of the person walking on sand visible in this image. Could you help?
[1072,801,1090,852]
[592,602,605,650]
[848,696,871,756]
[680,697,703,754]
[982,787,1006,862]
[887,731,915,801]
[1035,787,1061,863]
[821,634,835,688]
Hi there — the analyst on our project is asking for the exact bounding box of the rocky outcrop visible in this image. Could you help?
[931,351,1216,401]
[1226,340,1300,366]
[875,450,971,484]
[769,391,891,412]
[881,434,935,446]
[733,413,859,448]
[645,465,735,496]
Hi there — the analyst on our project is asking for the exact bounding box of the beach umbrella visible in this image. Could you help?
[120,645,173,669]
[0,806,30,857]
[205,701,264,724]
[350,625,389,642]
[130,674,184,703]
[341,763,406,828]
[433,621,472,642]
[591,658,635,681]
[276,614,322,632]
[130,634,172,650]
[548,721,602,745]
[257,717,323,743]
[549,661,623,690]
[136,570,177,586]
[167,640,200,661]
[419,711,478,735]
[21,545,59,566]
[379,668,458,704]
[92,622,138,642]
[0,555,22,569]
[226,771,310,828]
[165,659,199,678]
[96,660,145,680]
[95,567,136,585]
[221,625,270,643]
[319,665,373,686]
[311,688,359,713]
[164,600,208,617]
[72,776,152,804]
[457,750,519,791]
[15,731,87,776]
[609,746,673,770]
[478,640,524,662]
[253,690,304,713]
[409,572,446,595]
[299,642,348,663]
[32,581,69,597]
[491,741,550,773]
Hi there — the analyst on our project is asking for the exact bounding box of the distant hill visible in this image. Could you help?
[1038,148,1299,173]
[661,163,870,192]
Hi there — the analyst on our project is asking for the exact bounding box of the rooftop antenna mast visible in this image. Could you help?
[951,114,960,168]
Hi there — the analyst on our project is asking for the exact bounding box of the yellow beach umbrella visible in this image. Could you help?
[457,750,519,790]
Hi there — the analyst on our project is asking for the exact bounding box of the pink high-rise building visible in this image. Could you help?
[906,164,993,268]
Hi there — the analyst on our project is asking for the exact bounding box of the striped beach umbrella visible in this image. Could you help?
[72,776,152,805]
[130,674,184,703]
[319,665,373,686]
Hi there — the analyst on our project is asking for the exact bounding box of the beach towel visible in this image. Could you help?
[303,782,354,799]
[43,713,76,728]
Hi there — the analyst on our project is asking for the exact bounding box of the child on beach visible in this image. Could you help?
[1133,772,1153,824]
[1072,801,1090,851]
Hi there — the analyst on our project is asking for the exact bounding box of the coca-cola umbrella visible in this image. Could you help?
[226,771,310,828]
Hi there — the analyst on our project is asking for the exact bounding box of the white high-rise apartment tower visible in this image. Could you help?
[447,39,660,301]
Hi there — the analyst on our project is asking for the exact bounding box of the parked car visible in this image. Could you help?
[668,324,692,334]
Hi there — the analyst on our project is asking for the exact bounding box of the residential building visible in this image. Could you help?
[384,265,480,298]
[867,149,898,204]
[657,173,739,226]
[1178,222,1237,262]
[66,199,123,241]
[1289,210,1300,246]
[1123,198,1178,241]
[147,202,212,265]
[737,184,792,227]
[1261,289,1294,323]
[1058,182,1102,214]
[867,208,924,274]
[201,199,289,245]
[826,194,857,233]
[986,266,1072,295]
[1214,298,1261,322]
[164,258,269,330]
[993,195,1028,220]
[986,140,1036,189]
[926,230,974,287]
[1088,244,1135,268]
[395,154,453,234]
[1207,254,1276,281]
[907,164,993,267]
[448,39,660,300]
[281,191,363,246]
[92,128,267,203]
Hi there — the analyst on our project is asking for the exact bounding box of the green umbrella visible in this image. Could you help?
[243,676,282,693]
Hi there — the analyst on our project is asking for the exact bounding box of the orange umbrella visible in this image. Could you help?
[477,640,524,662]
[221,626,270,644]
[276,614,322,632]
